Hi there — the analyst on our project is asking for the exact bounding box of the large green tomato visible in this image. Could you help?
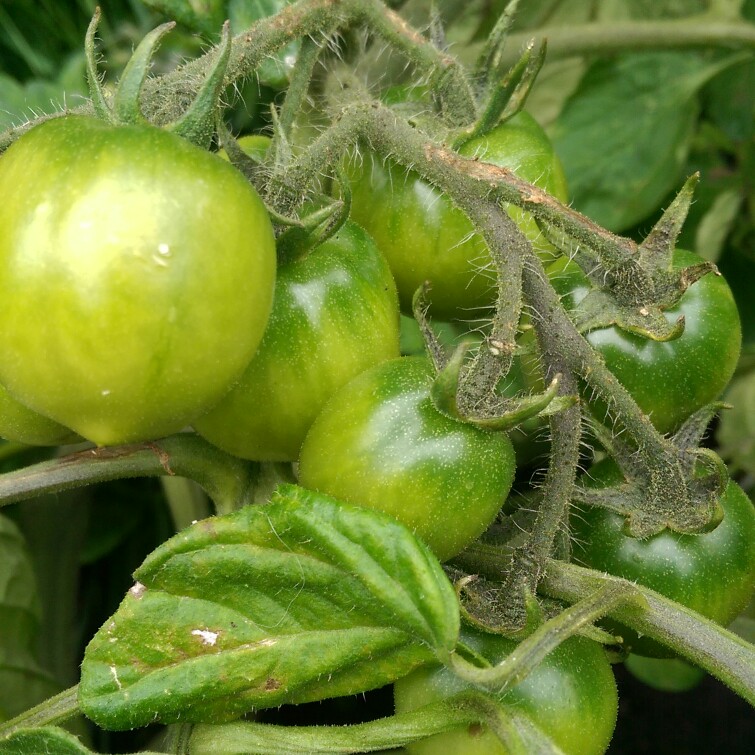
[548,249,741,433]
[349,111,568,319]
[571,460,755,656]
[0,383,78,446]
[298,357,515,561]
[394,629,618,755]
[0,116,276,445]
[195,221,400,461]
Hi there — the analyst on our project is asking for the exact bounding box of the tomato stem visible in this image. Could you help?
[0,685,80,740]
[0,434,260,516]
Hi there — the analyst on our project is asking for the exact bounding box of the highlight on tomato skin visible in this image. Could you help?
[394,628,619,755]
[0,115,277,446]
[298,356,516,562]
[194,220,401,462]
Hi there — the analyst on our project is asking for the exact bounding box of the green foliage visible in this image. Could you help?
[79,486,459,729]
[550,52,744,231]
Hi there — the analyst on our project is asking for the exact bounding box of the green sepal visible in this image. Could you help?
[571,289,686,342]
[216,122,269,184]
[473,0,522,82]
[166,21,231,148]
[639,173,698,273]
[113,22,176,125]
[430,341,471,419]
[454,39,546,151]
[573,446,728,538]
[84,9,110,120]
[453,571,544,640]
[412,283,448,372]
[275,195,349,265]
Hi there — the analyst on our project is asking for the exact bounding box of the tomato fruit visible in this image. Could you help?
[0,115,276,445]
[298,357,515,561]
[195,221,400,461]
[547,249,741,433]
[348,111,568,319]
[0,383,78,446]
[394,628,618,755]
[571,460,755,656]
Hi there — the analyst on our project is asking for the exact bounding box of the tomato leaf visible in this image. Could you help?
[550,52,747,231]
[0,513,59,720]
[0,727,94,754]
[78,485,459,730]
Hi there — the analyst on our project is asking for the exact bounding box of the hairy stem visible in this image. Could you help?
[498,18,755,68]
[0,434,259,516]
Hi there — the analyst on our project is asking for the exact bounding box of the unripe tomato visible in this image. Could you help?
[195,221,400,461]
[0,382,78,446]
[557,249,740,433]
[298,357,515,561]
[348,111,568,319]
[0,116,276,445]
[394,628,618,755]
[572,460,755,656]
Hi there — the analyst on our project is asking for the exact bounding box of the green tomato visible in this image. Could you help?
[0,115,276,445]
[216,134,271,162]
[348,111,568,319]
[394,629,618,755]
[571,460,755,656]
[547,249,741,433]
[624,654,705,693]
[298,357,515,561]
[195,221,400,461]
[0,382,78,446]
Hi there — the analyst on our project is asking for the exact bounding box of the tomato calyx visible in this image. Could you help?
[545,175,717,343]
[430,341,570,431]
[451,37,547,151]
[449,565,546,639]
[575,404,729,538]
[275,187,351,264]
[85,9,230,148]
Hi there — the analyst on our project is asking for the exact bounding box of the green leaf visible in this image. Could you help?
[79,485,459,730]
[0,67,86,133]
[550,52,746,231]
[0,514,39,618]
[694,188,742,262]
[0,727,93,754]
[717,371,755,475]
[0,514,59,719]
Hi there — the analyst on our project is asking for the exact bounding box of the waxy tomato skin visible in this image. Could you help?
[195,221,400,461]
[0,115,276,446]
[394,628,618,755]
[349,111,569,319]
[298,356,515,562]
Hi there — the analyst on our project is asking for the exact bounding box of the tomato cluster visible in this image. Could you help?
[0,88,752,754]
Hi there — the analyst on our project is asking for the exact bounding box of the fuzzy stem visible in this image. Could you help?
[0,686,80,739]
[0,434,259,516]
[498,18,755,68]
